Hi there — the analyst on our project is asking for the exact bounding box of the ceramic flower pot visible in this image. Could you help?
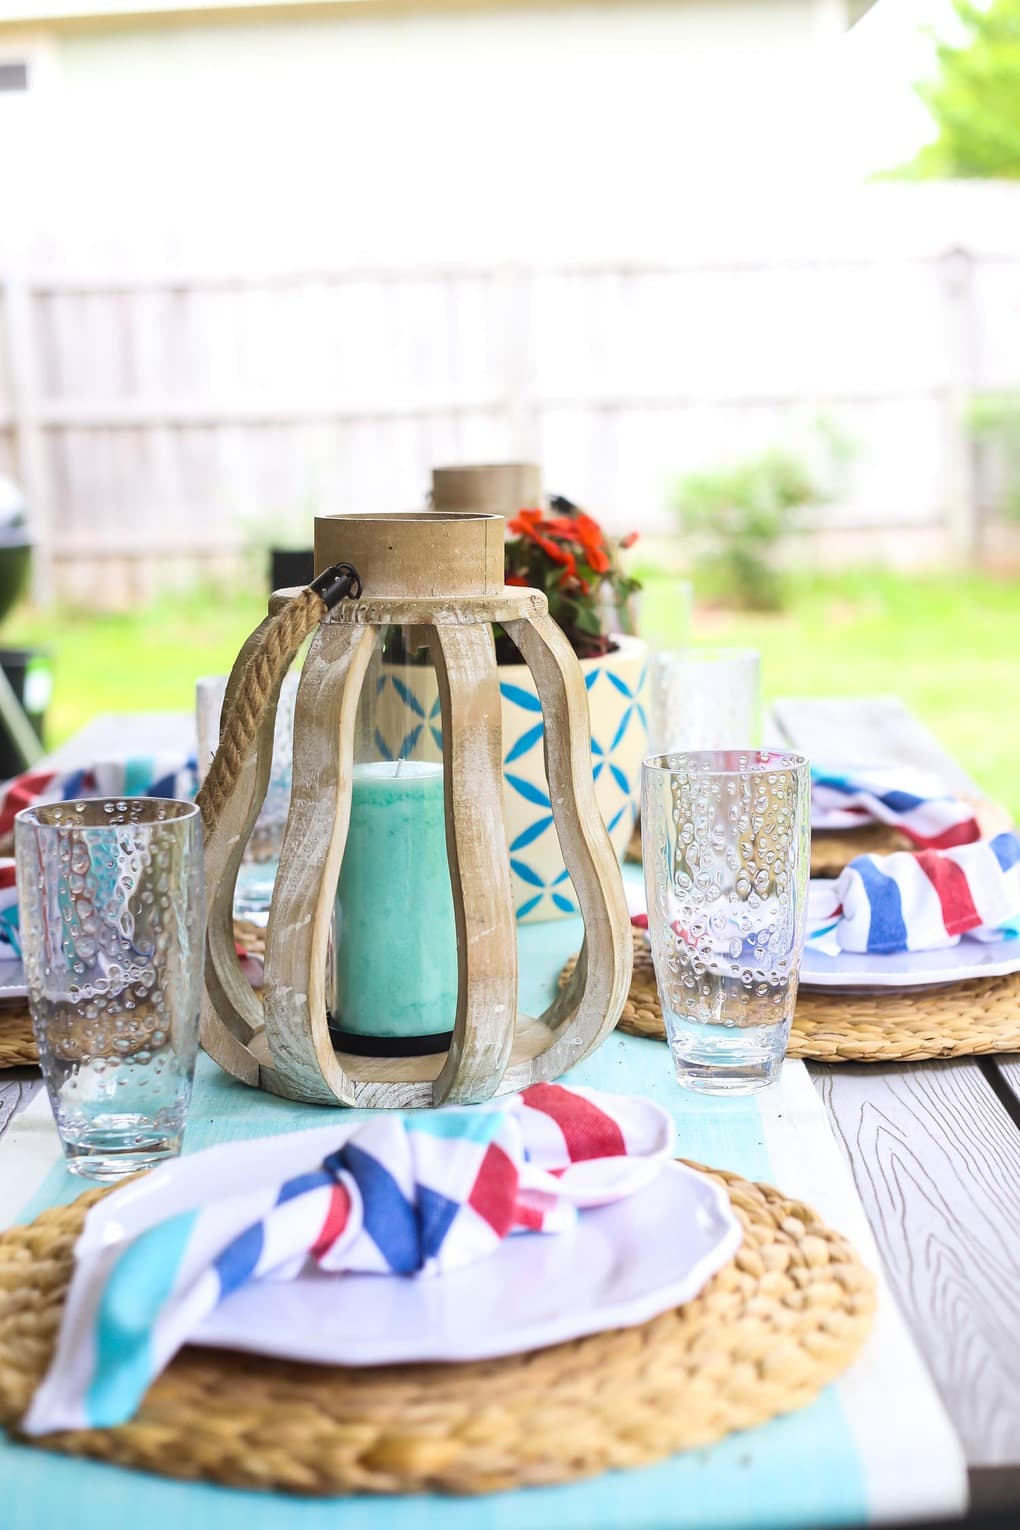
[375,634,647,923]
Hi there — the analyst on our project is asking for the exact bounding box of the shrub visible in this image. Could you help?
[672,440,837,610]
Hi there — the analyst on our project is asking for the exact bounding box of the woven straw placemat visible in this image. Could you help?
[808,825,911,878]
[0,1168,874,1496]
[234,918,267,958]
[0,1008,37,1070]
[566,932,1020,1064]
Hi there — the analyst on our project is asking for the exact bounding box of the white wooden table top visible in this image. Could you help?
[2,700,1018,1523]
[770,696,1020,1521]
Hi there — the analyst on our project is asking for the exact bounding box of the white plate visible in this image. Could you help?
[192,1160,741,1368]
[801,933,1020,990]
[0,960,26,1003]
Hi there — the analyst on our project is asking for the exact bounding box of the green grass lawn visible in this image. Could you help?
[5,568,1019,818]
[641,566,1020,819]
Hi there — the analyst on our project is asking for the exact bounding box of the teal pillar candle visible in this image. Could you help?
[335,760,459,1042]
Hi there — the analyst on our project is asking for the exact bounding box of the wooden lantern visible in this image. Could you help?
[431,463,542,518]
[201,512,632,1108]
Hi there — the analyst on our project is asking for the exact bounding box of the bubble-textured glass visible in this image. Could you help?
[647,648,760,755]
[642,750,809,1093]
[15,797,204,1180]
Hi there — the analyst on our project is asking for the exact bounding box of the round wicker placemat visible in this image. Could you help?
[233,918,267,958]
[808,825,911,878]
[0,1168,874,1496]
[0,1008,37,1070]
[566,933,1020,1063]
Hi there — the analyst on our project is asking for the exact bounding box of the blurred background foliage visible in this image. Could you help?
[12,566,1019,821]
[898,0,1020,178]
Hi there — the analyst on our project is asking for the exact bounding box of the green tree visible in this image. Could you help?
[904,0,1020,178]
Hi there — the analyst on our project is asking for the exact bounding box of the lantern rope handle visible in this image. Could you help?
[196,563,362,837]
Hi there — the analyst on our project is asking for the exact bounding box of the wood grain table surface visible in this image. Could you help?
[771,697,1020,1518]
[2,701,1018,1524]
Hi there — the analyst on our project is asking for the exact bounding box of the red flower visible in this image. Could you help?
[537,534,574,566]
[507,507,545,535]
[509,510,577,569]
[543,516,581,539]
[575,513,605,546]
[569,512,611,575]
[619,531,639,549]
[502,499,639,658]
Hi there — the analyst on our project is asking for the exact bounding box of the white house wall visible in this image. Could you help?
[8,0,842,266]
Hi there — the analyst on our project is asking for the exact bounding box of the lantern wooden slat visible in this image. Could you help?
[262,620,380,1105]
[428,623,517,1106]
[200,511,633,1109]
[201,615,280,1087]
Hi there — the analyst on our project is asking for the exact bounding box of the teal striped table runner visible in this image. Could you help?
[0,891,966,1529]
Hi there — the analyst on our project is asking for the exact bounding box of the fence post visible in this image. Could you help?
[1,268,54,605]
[501,264,540,463]
[938,245,980,564]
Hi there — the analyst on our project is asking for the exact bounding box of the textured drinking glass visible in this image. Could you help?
[15,798,204,1181]
[197,673,298,914]
[642,750,809,1094]
[647,648,760,755]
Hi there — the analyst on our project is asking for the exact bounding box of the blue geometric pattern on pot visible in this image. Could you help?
[374,724,423,763]
[501,681,544,714]
[499,664,645,918]
[510,863,576,921]
[389,675,426,718]
[374,674,439,763]
[375,653,646,920]
[603,664,649,747]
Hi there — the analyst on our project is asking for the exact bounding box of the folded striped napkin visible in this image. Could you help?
[811,765,980,850]
[25,1082,674,1436]
[0,755,198,955]
[808,831,1020,955]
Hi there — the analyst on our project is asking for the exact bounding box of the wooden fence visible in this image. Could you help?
[2,246,1019,605]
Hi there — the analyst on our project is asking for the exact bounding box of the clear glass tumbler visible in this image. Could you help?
[197,673,298,915]
[642,749,809,1094]
[647,648,760,755]
[15,798,204,1180]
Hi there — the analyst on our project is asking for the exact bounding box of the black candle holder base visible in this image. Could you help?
[327,1014,453,1058]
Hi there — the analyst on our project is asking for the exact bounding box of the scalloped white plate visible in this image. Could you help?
[0,961,25,1003]
[191,1161,742,1367]
[801,935,1020,990]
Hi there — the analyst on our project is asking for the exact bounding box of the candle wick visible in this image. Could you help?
[395,757,407,777]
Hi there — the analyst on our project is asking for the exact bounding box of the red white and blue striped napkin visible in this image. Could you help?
[25,1083,674,1436]
[811,765,981,850]
[808,832,1020,955]
[0,755,198,955]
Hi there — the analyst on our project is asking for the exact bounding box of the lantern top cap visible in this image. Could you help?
[432,463,542,518]
[314,511,506,598]
[324,511,500,525]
